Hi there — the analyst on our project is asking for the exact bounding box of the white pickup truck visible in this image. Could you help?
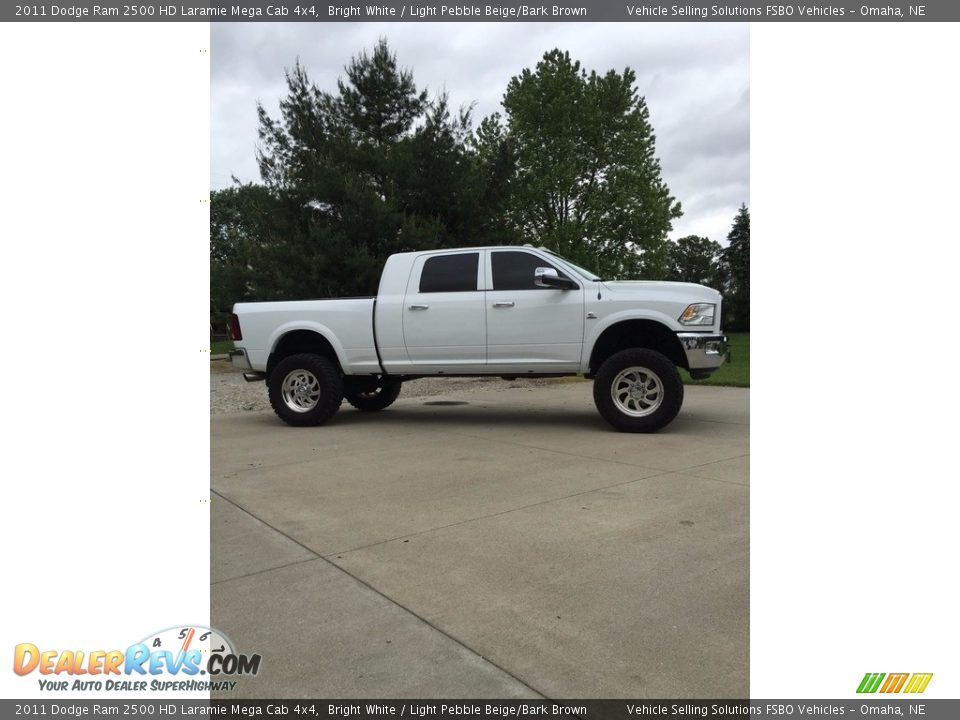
[229,246,727,432]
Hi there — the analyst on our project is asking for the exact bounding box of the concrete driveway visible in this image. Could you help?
[210,382,749,698]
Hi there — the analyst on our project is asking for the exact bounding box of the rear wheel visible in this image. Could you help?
[593,348,684,432]
[343,376,402,412]
[268,353,343,427]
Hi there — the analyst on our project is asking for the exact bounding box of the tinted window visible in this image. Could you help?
[419,253,479,293]
[491,251,570,291]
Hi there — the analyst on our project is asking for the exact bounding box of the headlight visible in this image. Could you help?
[678,303,716,326]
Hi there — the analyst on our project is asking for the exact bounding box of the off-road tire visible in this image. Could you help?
[268,353,344,427]
[343,377,402,412]
[593,348,684,433]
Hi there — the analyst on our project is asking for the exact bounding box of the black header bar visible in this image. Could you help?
[4,0,958,22]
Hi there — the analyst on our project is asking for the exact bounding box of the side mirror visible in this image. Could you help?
[535,267,578,290]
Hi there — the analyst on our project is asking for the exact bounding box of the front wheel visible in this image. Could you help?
[593,348,684,433]
[343,376,402,411]
[268,353,344,427]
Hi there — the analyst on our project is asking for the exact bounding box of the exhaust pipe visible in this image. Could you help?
[243,372,266,383]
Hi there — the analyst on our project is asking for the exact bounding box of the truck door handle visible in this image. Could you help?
[493,301,515,308]
[408,304,429,311]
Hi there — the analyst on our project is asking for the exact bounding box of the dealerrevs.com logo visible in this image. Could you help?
[13,625,261,692]
[857,673,933,694]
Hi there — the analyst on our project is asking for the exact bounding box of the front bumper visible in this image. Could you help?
[677,333,728,377]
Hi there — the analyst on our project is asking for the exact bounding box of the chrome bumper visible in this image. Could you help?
[677,333,728,374]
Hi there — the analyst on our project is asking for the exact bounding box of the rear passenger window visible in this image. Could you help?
[419,253,479,293]
[491,250,568,291]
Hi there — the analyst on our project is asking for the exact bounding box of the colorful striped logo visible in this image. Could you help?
[857,673,933,694]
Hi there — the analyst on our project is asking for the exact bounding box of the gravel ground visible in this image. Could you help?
[211,361,578,415]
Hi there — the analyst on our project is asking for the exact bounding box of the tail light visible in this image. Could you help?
[228,313,243,341]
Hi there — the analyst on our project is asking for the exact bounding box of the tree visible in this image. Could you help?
[252,39,511,299]
[488,49,682,279]
[336,39,427,149]
[667,235,722,286]
[720,204,750,331]
[210,183,284,326]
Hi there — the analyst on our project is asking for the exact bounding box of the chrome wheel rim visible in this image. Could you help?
[611,366,663,417]
[281,369,321,413]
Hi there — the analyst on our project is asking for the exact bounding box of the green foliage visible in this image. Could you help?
[336,39,427,147]
[720,205,750,331]
[244,38,513,306]
[667,235,723,287]
[491,49,682,279]
[210,183,284,326]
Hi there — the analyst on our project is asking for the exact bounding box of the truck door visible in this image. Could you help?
[485,249,584,372]
[402,250,487,371]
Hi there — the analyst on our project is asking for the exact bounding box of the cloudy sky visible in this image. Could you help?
[211,23,748,245]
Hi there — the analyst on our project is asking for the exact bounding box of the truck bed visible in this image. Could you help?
[232,297,380,375]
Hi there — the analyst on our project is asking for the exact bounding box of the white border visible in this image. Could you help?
[0,22,211,699]
[752,22,960,697]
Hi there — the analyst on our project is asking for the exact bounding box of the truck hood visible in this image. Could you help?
[601,280,722,303]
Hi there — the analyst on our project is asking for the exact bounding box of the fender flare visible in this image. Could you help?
[267,321,350,371]
[582,310,684,372]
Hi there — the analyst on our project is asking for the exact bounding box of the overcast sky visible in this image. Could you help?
[211,23,748,245]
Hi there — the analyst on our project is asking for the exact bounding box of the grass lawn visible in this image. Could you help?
[681,332,749,388]
[211,340,235,354]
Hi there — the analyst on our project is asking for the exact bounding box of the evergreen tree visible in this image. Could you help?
[253,39,505,298]
[720,204,750,331]
[336,39,427,149]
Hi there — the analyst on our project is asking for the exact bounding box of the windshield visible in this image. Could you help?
[540,249,603,281]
